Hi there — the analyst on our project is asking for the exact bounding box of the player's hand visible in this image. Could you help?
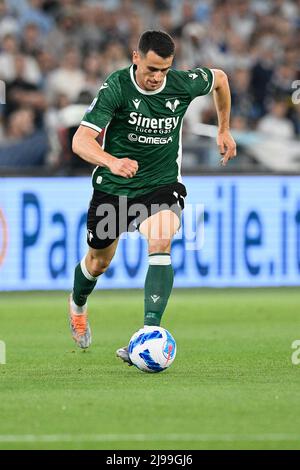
[108,157,138,178]
[217,130,237,166]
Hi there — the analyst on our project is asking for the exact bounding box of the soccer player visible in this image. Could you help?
[69,30,236,363]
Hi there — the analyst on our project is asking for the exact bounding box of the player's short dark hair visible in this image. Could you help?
[138,30,175,58]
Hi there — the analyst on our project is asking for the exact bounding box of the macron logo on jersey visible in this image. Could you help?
[132,98,141,110]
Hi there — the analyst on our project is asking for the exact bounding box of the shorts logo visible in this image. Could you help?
[151,295,160,303]
[188,73,198,80]
[165,99,180,113]
[87,229,94,242]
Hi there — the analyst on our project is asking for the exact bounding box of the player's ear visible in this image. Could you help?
[132,50,139,65]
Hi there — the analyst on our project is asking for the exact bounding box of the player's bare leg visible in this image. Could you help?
[69,240,119,349]
[117,210,179,364]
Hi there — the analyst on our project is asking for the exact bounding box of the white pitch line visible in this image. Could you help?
[0,434,299,443]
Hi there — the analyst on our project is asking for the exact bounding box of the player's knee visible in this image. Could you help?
[148,239,171,254]
[89,257,111,276]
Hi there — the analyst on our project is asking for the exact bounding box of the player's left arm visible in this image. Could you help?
[211,69,237,166]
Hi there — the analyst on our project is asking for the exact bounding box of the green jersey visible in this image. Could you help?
[82,65,214,197]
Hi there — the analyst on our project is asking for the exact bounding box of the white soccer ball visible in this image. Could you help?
[128,326,176,373]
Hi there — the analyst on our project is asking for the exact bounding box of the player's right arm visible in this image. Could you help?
[72,73,138,178]
[72,125,138,178]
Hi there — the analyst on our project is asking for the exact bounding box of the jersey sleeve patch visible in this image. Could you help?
[186,67,214,99]
[81,73,122,131]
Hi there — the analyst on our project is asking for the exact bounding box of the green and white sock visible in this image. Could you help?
[72,257,99,309]
[144,252,174,326]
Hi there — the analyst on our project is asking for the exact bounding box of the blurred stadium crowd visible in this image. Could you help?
[0,0,299,173]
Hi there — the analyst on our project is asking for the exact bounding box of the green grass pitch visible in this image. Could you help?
[0,288,300,450]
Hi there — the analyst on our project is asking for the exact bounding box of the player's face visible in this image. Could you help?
[133,50,173,91]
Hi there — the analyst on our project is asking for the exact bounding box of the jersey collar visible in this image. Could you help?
[130,65,167,95]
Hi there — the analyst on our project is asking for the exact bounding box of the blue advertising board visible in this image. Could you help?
[0,176,299,289]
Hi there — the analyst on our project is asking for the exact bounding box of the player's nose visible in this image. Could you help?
[153,71,163,82]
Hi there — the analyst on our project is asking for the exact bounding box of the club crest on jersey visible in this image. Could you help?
[132,98,141,110]
[165,99,180,113]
